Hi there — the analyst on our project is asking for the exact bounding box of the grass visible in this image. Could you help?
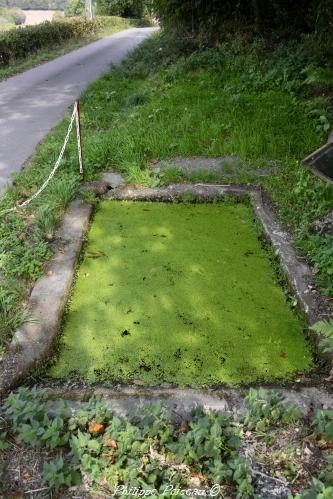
[47,201,312,385]
[0,30,332,352]
[0,16,147,81]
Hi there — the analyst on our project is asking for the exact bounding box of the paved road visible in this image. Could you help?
[0,27,156,190]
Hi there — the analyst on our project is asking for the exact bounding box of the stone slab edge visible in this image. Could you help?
[106,183,332,351]
[0,199,92,398]
[43,385,332,418]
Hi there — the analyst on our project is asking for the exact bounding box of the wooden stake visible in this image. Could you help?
[75,100,84,176]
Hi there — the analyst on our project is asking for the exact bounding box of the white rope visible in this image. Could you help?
[1,105,77,216]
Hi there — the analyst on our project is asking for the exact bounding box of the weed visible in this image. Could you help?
[244,388,301,431]
[292,477,333,498]
[1,388,333,496]
[1,388,254,496]
[36,204,56,241]
[0,289,31,344]
[312,319,333,356]
[43,456,81,490]
[312,409,333,441]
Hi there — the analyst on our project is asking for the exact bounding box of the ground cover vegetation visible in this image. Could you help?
[0,18,333,364]
[47,201,311,385]
[0,387,332,496]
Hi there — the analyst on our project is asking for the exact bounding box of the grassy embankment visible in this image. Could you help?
[0,32,332,359]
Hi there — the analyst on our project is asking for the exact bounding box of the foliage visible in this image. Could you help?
[2,388,333,496]
[311,319,333,355]
[0,213,51,280]
[0,17,108,66]
[1,388,255,496]
[312,409,333,441]
[292,477,333,498]
[43,456,81,489]
[95,0,148,18]
[151,0,333,42]
[244,388,301,432]
[64,0,85,17]
[0,291,31,344]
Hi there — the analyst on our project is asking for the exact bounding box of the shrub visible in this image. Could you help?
[151,0,333,42]
[0,17,107,66]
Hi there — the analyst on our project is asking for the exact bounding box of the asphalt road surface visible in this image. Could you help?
[0,27,156,190]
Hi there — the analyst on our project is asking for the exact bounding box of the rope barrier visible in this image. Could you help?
[1,101,83,217]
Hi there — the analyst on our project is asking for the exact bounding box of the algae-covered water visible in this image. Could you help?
[47,201,312,385]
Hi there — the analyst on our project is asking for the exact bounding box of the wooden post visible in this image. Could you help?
[75,100,84,176]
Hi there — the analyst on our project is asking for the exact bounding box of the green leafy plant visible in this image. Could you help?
[1,388,255,496]
[0,432,10,450]
[311,319,333,380]
[43,456,81,489]
[3,387,68,448]
[244,388,301,431]
[312,409,333,441]
[292,477,333,498]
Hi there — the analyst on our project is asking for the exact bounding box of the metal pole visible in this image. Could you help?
[75,100,84,176]
[85,0,93,20]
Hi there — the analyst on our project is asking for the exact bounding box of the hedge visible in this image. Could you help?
[0,17,107,66]
[152,0,333,41]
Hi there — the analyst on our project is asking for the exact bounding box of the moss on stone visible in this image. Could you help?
[48,201,313,385]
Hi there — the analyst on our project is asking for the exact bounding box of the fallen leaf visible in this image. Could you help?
[190,471,205,485]
[22,470,33,479]
[88,420,105,434]
[104,439,118,449]
[318,439,333,449]
[47,271,53,277]
[179,421,190,432]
